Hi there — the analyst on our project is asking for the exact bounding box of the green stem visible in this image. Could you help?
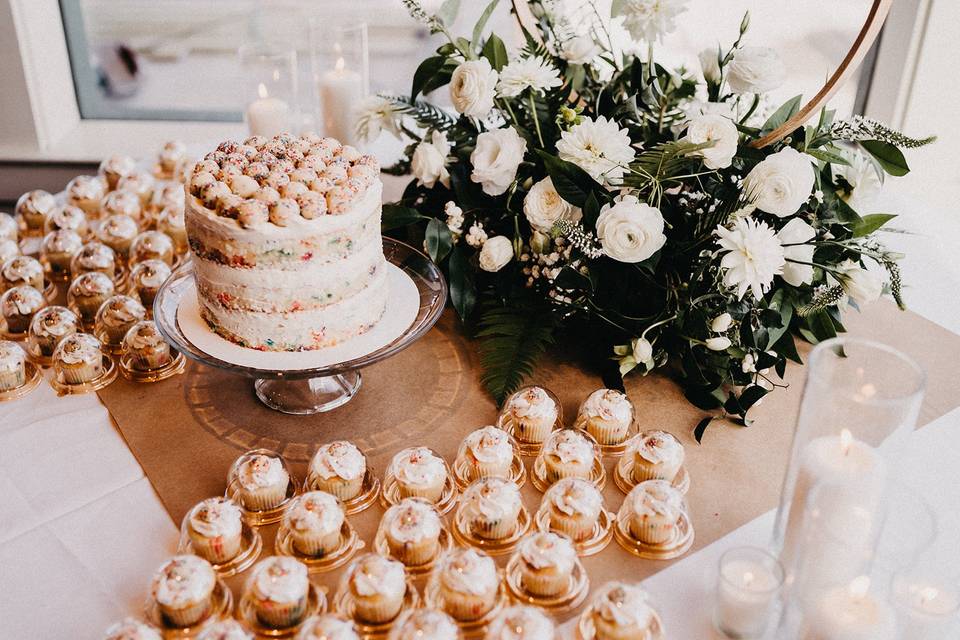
[529,93,545,148]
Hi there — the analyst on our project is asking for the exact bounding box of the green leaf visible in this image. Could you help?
[472,0,500,50]
[425,217,453,263]
[536,150,599,208]
[421,60,457,97]
[448,244,476,321]
[481,34,509,71]
[436,0,461,27]
[693,416,713,443]
[381,203,428,231]
[411,56,448,100]
[860,140,910,176]
[835,197,862,223]
[761,95,803,134]
[851,213,896,237]
[806,147,851,166]
[582,191,601,227]
[477,305,556,405]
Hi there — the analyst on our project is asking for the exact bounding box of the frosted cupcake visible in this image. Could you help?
[28,306,79,359]
[391,447,447,503]
[541,430,596,484]
[195,620,254,640]
[460,477,523,540]
[296,614,360,640]
[2,255,45,290]
[541,477,604,542]
[1,285,45,334]
[158,206,188,254]
[71,242,117,280]
[501,386,559,445]
[68,272,116,325]
[122,320,173,370]
[99,155,137,191]
[346,553,408,624]
[308,441,367,501]
[387,609,460,640]
[590,582,660,640]
[0,213,16,243]
[485,605,555,640]
[42,229,84,278]
[66,175,107,217]
[15,189,56,235]
[517,532,577,597]
[118,171,156,208]
[187,497,244,563]
[624,480,684,545]
[54,333,104,384]
[462,426,514,479]
[248,556,310,628]
[0,239,18,266]
[96,214,140,259]
[436,548,500,622]
[576,389,634,446]
[150,555,218,627]
[283,491,345,557]
[95,295,146,347]
[382,497,443,566]
[631,431,684,484]
[156,141,188,179]
[130,231,175,266]
[44,204,89,238]
[235,452,290,511]
[129,259,172,309]
[102,617,163,640]
[0,340,28,391]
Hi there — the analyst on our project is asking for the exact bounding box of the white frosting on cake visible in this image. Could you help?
[310,441,366,481]
[440,548,498,597]
[189,497,243,539]
[350,554,406,598]
[151,555,216,608]
[385,498,442,543]
[543,430,595,466]
[634,430,684,466]
[486,605,555,640]
[251,556,309,604]
[283,491,344,535]
[546,477,603,518]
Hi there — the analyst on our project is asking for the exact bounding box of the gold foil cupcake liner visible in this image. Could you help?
[424,574,509,639]
[275,520,364,574]
[373,523,453,576]
[452,448,527,490]
[613,508,694,560]
[572,415,639,458]
[495,385,564,457]
[504,553,590,614]
[534,507,614,557]
[176,519,262,579]
[576,603,666,640]
[306,467,381,515]
[237,583,326,638]
[225,449,300,526]
[614,456,690,496]
[50,353,118,396]
[452,504,532,557]
[119,349,186,383]
[332,579,420,638]
[380,470,459,517]
[0,360,42,402]
[530,456,606,493]
[144,578,234,638]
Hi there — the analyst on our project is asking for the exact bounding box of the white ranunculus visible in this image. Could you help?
[837,259,883,306]
[778,217,817,286]
[706,336,732,351]
[617,0,688,42]
[411,130,451,189]
[497,56,562,98]
[683,114,739,170]
[595,195,666,263]
[698,47,721,84]
[523,177,582,232]
[449,58,498,119]
[726,46,786,94]
[561,35,601,64]
[715,216,786,300]
[711,313,733,333]
[479,235,514,272]
[557,116,636,184]
[470,127,527,196]
[833,151,883,213]
[742,147,815,217]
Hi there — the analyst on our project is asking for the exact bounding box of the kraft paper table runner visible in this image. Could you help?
[97,301,960,615]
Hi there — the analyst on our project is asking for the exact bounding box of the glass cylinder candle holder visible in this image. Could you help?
[310,20,368,145]
[800,575,898,640]
[891,568,960,640]
[238,43,299,138]
[714,546,785,639]
[772,338,925,581]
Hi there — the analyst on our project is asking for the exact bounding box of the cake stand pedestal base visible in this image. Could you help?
[253,372,362,415]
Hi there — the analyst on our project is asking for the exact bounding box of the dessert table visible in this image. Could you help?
[1,176,957,638]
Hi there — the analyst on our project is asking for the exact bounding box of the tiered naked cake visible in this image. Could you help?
[184,134,387,351]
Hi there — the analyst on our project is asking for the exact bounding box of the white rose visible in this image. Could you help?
[411,130,451,189]
[449,59,498,119]
[470,127,527,196]
[698,47,721,84]
[742,147,815,217]
[523,177,582,232]
[726,46,786,94]
[837,259,883,306]
[595,195,666,263]
[683,114,739,170]
[711,313,732,333]
[561,35,601,64]
[706,336,731,351]
[479,235,514,272]
[778,217,816,286]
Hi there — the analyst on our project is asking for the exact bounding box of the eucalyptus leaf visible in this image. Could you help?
[761,95,802,134]
[851,213,896,237]
[806,147,851,166]
[472,0,500,50]
[436,0,461,27]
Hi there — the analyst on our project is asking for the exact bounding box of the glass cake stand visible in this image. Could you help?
[154,238,447,414]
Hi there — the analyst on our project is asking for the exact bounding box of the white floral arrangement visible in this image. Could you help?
[362,0,934,427]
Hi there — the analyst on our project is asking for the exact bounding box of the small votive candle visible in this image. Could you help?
[715,547,785,639]
[802,576,897,640]
[892,571,960,640]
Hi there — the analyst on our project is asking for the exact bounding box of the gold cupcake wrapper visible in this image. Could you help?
[424,574,508,639]
[333,579,419,637]
[534,507,614,557]
[275,520,364,574]
[452,448,527,490]
[144,578,233,637]
[452,504,531,557]
[613,508,694,560]
[374,524,453,576]
[306,467,381,515]
[505,552,590,613]
[577,603,666,640]
[238,583,325,637]
[50,354,118,396]
[178,520,262,578]
[614,456,690,496]
[531,456,606,493]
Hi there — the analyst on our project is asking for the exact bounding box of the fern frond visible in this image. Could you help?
[798,285,845,317]
[477,304,557,405]
[382,94,457,131]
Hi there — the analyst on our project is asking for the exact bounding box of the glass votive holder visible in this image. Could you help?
[130,231,175,266]
[27,305,78,366]
[129,259,172,312]
[310,20,368,146]
[453,477,530,556]
[0,339,42,401]
[333,552,418,632]
[576,581,666,640]
[453,425,526,488]
[66,175,107,218]
[0,211,19,243]
[387,608,461,640]
[503,531,589,613]
[615,429,690,495]
[94,294,146,354]
[305,440,380,514]
[41,229,84,281]
[891,568,960,640]
[274,490,361,573]
[239,43,299,138]
[800,576,898,640]
[44,204,89,238]
[96,213,140,261]
[573,387,638,455]
[119,319,184,382]
[614,479,694,560]
[67,271,116,329]
[50,332,117,395]
[177,496,262,577]
[496,385,563,456]
[535,477,613,556]
[2,254,45,291]
[117,171,156,208]
[238,556,324,634]
[144,555,233,632]
[1,285,46,337]
[70,241,118,282]
[713,547,785,639]
[381,446,458,515]
[424,547,506,633]
[15,189,56,237]
[226,448,299,525]
[374,497,452,575]
[531,428,605,492]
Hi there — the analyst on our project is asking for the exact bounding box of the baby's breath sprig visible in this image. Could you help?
[798,284,845,317]
[830,116,936,148]
[552,219,603,259]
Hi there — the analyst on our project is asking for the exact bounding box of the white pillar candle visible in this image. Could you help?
[803,577,897,640]
[247,83,291,137]
[895,583,960,640]
[716,556,783,638]
[319,57,363,144]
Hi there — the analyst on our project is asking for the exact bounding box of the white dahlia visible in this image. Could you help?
[497,56,563,98]
[556,116,636,184]
[617,0,688,43]
[715,216,785,300]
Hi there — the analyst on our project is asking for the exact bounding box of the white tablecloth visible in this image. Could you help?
[2,177,958,638]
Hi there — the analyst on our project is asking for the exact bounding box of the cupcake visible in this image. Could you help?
[15,189,56,236]
[296,614,360,640]
[2,255,45,291]
[96,214,140,260]
[187,497,244,563]
[283,491,345,557]
[71,242,117,280]
[0,239,18,266]
[516,532,577,597]
[118,171,156,208]
[0,212,18,243]
[234,452,290,511]
[41,229,84,279]
[1,286,45,334]
[44,204,89,238]
[54,333,104,384]
[501,387,559,445]
[28,306,79,360]
[460,477,523,540]
[382,498,443,566]
[387,609,460,640]
[158,206,188,254]
[129,259,172,309]
[150,555,218,627]
[575,389,634,446]
[102,617,164,640]
[99,155,137,191]
[0,340,28,391]
[462,426,514,479]
[66,175,108,217]
[541,430,596,484]
[485,605,555,640]
[156,141,188,179]
[67,272,116,326]
[195,620,254,640]
[248,556,310,628]
[130,231,175,266]
[95,295,146,347]
[590,582,660,640]
[346,553,408,624]
[308,441,367,501]
[122,321,173,370]
[391,447,448,503]
[152,182,186,217]
[541,477,604,542]
[436,548,500,622]
[631,431,685,484]
[624,480,684,545]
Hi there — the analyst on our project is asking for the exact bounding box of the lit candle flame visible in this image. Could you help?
[919,586,940,604]
[335,56,346,73]
[257,82,269,99]
[840,429,853,455]
[849,576,870,598]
